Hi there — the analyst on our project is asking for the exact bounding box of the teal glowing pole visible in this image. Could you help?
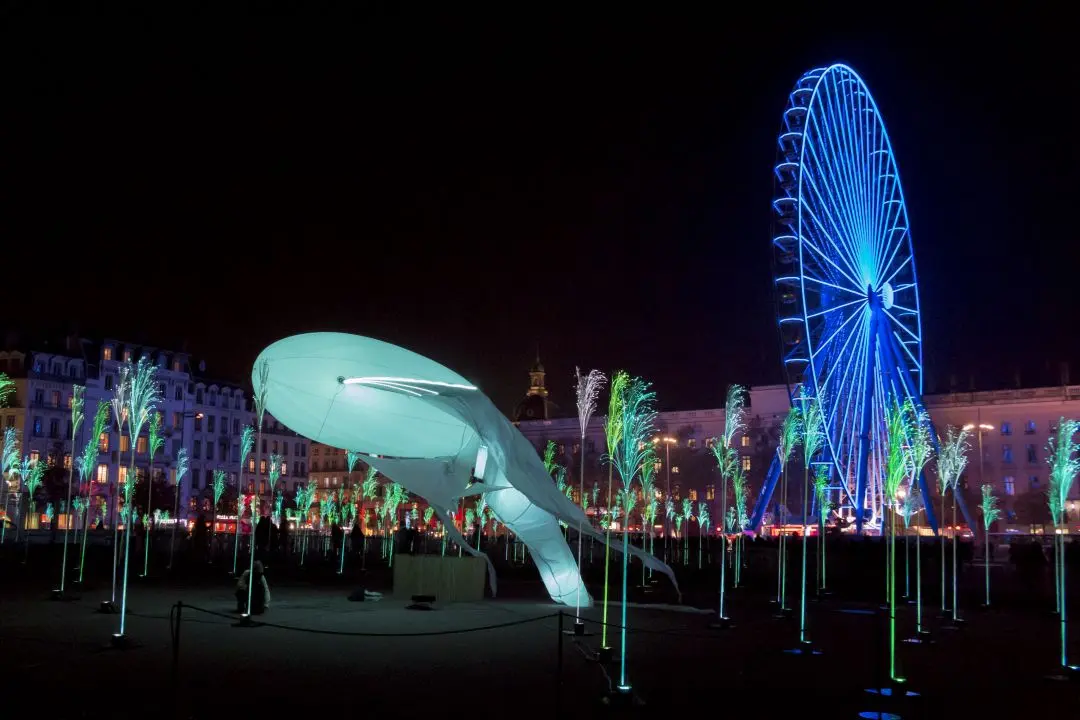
[731,466,747,586]
[798,390,823,645]
[710,384,748,623]
[978,484,1000,606]
[77,402,109,582]
[108,364,132,606]
[609,375,656,694]
[680,499,692,566]
[775,404,802,608]
[337,487,348,573]
[1046,418,1078,668]
[59,385,86,593]
[234,426,254,574]
[212,469,227,559]
[72,497,87,577]
[601,370,628,653]
[697,501,710,570]
[574,368,605,625]
[246,361,270,617]
[936,425,970,623]
[142,413,164,576]
[118,357,162,639]
[21,455,45,562]
[813,466,832,592]
[342,451,361,573]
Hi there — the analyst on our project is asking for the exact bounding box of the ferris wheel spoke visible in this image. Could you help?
[802,141,865,271]
[800,164,865,275]
[829,73,872,256]
[819,307,869,399]
[820,76,868,248]
[801,274,866,297]
[810,101,865,268]
[875,219,908,287]
[891,327,923,373]
[811,301,867,361]
[891,283,915,293]
[883,308,920,344]
[801,236,864,292]
[806,296,866,320]
[879,252,912,288]
[825,312,870,442]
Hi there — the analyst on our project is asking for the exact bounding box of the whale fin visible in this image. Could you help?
[433,506,498,598]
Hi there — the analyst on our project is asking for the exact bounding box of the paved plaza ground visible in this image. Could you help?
[2,539,1077,718]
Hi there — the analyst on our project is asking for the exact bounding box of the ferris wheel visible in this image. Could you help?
[769,64,931,532]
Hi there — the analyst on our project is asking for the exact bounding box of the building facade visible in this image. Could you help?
[0,338,309,530]
[516,380,1080,533]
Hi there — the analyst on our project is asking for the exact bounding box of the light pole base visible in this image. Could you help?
[233,613,261,628]
[50,589,79,602]
[110,633,136,649]
[709,616,735,630]
[1045,665,1080,682]
[602,686,641,708]
[563,619,591,637]
[97,601,119,614]
[597,646,613,664]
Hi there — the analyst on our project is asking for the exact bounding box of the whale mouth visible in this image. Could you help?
[338,376,477,398]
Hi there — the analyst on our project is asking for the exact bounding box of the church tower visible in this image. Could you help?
[513,350,551,422]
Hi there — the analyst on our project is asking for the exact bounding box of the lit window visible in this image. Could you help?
[260,459,267,475]
[123,350,132,362]
[281,461,288,476]
[194,415,202,431]
[689,489,698,502]
[1003,476,1015,496]
[63,453,71,469]
[103,347,114,361]
[741,456,752,472]
[30,450,40,464]
[1000,422,1012,436]
[1002,444,1013,464]
[672,466,680,474]
[687,438,697,449]
[1025,420,1036,435]
[741,435,751,448]
[705,437,716,449]
[119,435,130,453]
[96,464,109,484]
[66,393,73,409]
[248,458,255,472]
[119,466,129,485]
[136,436,147,454]
[173,361,182,372]
[706,485,715,501]
[99,432,109,452]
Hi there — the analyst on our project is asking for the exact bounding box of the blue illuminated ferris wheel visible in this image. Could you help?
[771,65,930,532]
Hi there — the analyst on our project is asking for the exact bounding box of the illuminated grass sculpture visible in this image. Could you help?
[601,370,628,652]
[2,427,19,545]
[294,483,315,565]
[680,498,692,566]
[883,400,912,681]
[0,371,13,406]
[142,412,164,577]
[212,469,227,550]
[170,448,190,570]
[78,402,109,581]
[20,454,46,561]
[937,425,970,623]
[710,384,747,624]
[978,484,1000,607]
[639,449,657,581]
[608,374,656,694]
[117,357,162,640]
[57,385,85,594]
[233,426,254,575]
[1046,418,1079,669]
[813,466,831,592]
[697,501,710,569]
[245,361,270,617]
[797,390,824,646]
[731,465,747,586]
[574,367,605,626]
[902,408,933,633]
[776,404,802,609]
[108,363,131,606]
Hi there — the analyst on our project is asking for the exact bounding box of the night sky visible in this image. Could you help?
[1,9,1074,414]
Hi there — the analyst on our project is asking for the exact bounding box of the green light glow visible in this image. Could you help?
[883,399,917,680]
[710,384,748,621]
[0,371,14,407]
[600,370,628,651]
[776,403,802,609]
[978,484,1000,606]
[798,389,824,644]
[1,427,19,546]
[58,385,86,592]
[119,358,162,636]
[937,425,970,622]
[1046,418,1078,667]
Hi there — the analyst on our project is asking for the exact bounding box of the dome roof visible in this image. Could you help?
[513,393,548,422]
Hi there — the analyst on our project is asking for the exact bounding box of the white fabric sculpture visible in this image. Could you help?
[255,332,679,605]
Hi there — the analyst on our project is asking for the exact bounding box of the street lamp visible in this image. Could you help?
[652,436,676,559]
[962,422,994,536]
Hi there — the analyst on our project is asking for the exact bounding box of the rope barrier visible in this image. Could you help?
[180,602,561,637]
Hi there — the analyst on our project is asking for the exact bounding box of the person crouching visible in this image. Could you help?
[236,560,271,614]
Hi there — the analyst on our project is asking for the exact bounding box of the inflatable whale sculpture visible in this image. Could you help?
[254,332,679,606]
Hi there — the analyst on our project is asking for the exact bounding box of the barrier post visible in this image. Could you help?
[556,611,564,715]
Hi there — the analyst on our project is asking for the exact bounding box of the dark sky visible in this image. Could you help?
[1,8,1075,414]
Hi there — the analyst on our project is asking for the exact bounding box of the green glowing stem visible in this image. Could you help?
[118,457,136,636]
[575,437,586,621]
[601,464,613,649]
[246,430,262,615]
[388,530,394,568]
[232,505,242,575]
[441,532,446,557]
[1061,530,1068,667]
[143,464,153,576]
[889,503,897,680]
[822,521,827,590]
[799,462,809,643]
[60,423,78,593]
[339,535,346,574]
[618,519,631,691]
[79,509,90,582]
[718,473,728,620]
[816,516,822,593]
[904,529,910,598]
[915,524,922,633]
[951,497,958,622]
[698,530,702,570]
[940,493,946,613]
[984,533,990,606]
[111,462,122,604]
[777,463,786,606]
[169,471,180,569]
